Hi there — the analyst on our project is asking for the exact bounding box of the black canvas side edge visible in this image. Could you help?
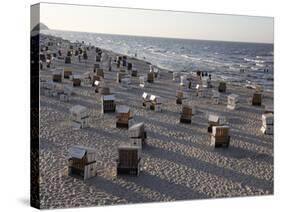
[30,4,40,209]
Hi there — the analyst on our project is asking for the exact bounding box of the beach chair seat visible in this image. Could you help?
[72,75,81,87]
[218,82,226,93]
[129,122,146,146]
[96,55,101,62]
[147,72,154,83]
[52,69,63,83]
[180,105,192,124]
[131,69,138,77]
[127,63,132,71]
[64,67,72,79]
[116,105,132,128]
[65,56,71,64]
[176,98,183,104]
[264,105,273,114]
[210,126,230,148]
[96,69,104,78]
[101,95,116,113]
[93,63,100,73]
[252,92,262,106]
[139,76,146,87]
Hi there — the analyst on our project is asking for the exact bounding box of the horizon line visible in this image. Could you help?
[42,28,274,45]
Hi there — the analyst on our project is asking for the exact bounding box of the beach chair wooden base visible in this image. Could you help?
[117,167,139,176]
[116,122,129,129]
[131,71,138,77]
[252,102,261,106]
[73,82,81,87]
[53,78,62,83]
[218,88,226,93]
[176,98,182,104]
[103,108,116,113]
[180,118,191,124]
[211,136,230,148]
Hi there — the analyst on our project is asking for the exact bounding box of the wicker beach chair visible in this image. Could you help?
[68,145,97,180]
[210,126,230,148]
[116,145,141,176]
[180,105,192,124]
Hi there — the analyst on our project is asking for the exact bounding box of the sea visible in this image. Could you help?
[41,30,274,91]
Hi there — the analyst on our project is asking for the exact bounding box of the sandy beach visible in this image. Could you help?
[38,34,273,209]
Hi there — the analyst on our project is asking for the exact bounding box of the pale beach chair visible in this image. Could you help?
[139,76,146,88]
[227,94,239,110]
[208,114,220,133]
[261,113,274,135]
[68,145,97,180]
[210,126,230,148]
[69,105,90,128]
[142,92,151,109]
[212,90,220,104]
[150,95,163,112]
[129,122,147,146]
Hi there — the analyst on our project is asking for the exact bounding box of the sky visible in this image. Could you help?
[37,3,274,44]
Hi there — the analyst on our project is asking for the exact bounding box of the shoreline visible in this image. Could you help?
[40,30,273,92]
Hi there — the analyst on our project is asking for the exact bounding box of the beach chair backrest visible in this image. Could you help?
[213,126,229,138]
[119,149,138,167]
[182,105,192,115]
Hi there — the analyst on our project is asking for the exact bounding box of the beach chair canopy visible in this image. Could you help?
[118,145,141,160]
[228,94,239,101]
[129,122,144,133]
[209,114,219,123]
[102,94,115,101]
[262,113,274,124]
[68,146,86,159]
[73,74,81,79]
[142,92,149,99]
[212,125,229,137]
[68,145,95,162]
[94,80,100,86]
[117,105,130,114]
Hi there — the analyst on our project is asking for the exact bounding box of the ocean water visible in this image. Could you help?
[42,30,274,91]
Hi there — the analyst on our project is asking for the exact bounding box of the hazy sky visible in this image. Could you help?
[38,3,274,43]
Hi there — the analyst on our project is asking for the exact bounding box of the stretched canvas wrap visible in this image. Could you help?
[31,3,274,209]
